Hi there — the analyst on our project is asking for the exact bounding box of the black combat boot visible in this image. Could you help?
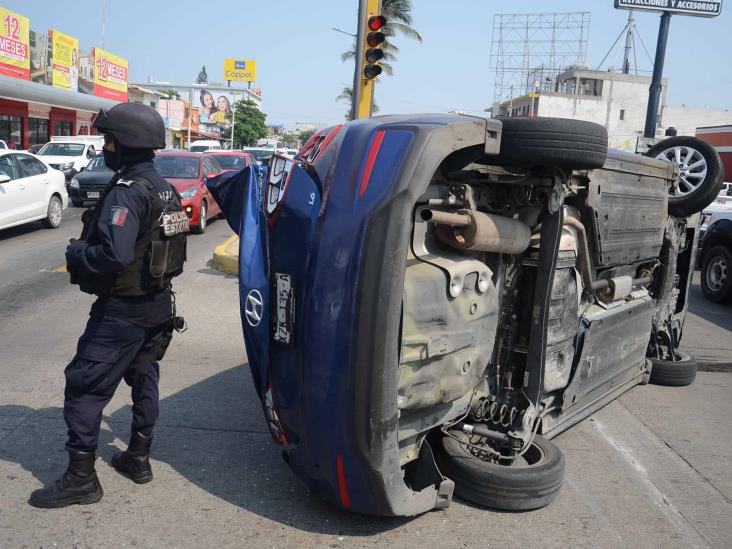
[111,431,153,484]
[29,450,103,508]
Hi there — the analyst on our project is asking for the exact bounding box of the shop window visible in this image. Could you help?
[54,120,73,136]
[29,118,49,146]
[0,115,22,149]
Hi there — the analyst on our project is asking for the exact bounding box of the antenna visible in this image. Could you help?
[598,10,653,74]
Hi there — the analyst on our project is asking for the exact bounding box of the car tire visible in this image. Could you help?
[71,199,84,207]
[649,352,698,387]
[700,245,732,303]
[42,195,63,229]
[192,201,207,234]
[645,136,724,217]
[492,117,608,170]
[437,431,565,511]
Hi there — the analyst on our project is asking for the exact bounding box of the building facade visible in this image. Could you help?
[494,66,732,151]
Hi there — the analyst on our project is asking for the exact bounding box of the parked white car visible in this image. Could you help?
[0,150,68,231]
[189,140,222,152]
[36,141,99,180]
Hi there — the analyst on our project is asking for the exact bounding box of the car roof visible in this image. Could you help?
[156,150,202,158]
[204,151,250,156]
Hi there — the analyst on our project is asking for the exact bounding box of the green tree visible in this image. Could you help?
[159,89,180,100]
[298,128,316,144]
[196,65,208,84]
[221,100,267,148]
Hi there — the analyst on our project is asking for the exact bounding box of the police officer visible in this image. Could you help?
[30,103,188,508]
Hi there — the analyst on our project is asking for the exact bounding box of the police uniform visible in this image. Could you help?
[30,103,186,509]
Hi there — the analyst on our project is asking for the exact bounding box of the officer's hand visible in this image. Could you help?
[65,238,87,266]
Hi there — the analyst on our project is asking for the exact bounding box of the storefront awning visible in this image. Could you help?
[0,75,119,113]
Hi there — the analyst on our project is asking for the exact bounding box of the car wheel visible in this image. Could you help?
[71,199,84,207]
[491,117,608,170]
[649,352,698,387]
[437,430,565,511]
[42,195,63,229]
[192,201,207,234]
[645,136,724,217]
[700,245,732,303]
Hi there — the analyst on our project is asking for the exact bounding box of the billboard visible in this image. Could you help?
[198,89,243,135]
[92,47,128,101]
[614,0,723,17]
[50,29,78,91]
[224,58,256,82]
[0,6,30,79]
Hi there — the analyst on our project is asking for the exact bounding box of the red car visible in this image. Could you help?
[203,150,253,172]
[153,151,222,234]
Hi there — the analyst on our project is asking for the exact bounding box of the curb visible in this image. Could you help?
[211,235,239,275]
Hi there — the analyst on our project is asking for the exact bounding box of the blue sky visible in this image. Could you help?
[6,0,731,127]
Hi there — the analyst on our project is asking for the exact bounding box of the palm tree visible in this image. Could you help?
[337,86,378,120]
[339,0,421,117]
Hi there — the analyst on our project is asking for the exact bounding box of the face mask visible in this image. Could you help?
[103,147,121,171]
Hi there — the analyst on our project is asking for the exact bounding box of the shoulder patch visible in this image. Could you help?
[116,179,135,186]
[109,206,129,226]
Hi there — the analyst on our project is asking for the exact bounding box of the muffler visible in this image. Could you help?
[421,208,531,255]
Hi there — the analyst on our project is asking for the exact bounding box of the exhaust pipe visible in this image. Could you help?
[421,208,531,255]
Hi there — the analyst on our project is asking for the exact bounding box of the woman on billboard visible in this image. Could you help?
[208,96,232,127]
[200,91,215,124]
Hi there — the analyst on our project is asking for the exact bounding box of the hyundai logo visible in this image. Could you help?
[245,289,264,327]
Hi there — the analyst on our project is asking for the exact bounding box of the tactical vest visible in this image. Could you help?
[71,175,188,297]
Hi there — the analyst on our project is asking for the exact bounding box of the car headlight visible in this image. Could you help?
[179,187,198,200]
[70,178,80,189]
[59,162,74,170]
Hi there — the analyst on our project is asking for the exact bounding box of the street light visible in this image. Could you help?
[332,27,356,37]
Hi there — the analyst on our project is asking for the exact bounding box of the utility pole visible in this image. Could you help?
[622,10,635,74]
[644,12,671,138]
[187,86,193,150]
[101,0,108,48]
[350,0,368,120]
[230,93,240,150]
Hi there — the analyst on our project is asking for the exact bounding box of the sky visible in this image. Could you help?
[6,0,732,128]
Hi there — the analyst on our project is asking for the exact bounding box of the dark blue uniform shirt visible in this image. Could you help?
[66,161,176,327]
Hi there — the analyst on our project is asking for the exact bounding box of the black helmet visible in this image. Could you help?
[93,103,165,149]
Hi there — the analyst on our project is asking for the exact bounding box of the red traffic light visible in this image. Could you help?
[364,64,383,80]
[368,15,387,31]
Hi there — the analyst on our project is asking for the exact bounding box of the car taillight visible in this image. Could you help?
[265,154,295,224]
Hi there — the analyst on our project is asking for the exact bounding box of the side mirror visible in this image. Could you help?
[0,174,10,183]
[206,172,217,179]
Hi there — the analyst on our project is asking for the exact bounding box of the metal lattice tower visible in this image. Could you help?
[490,12,591,103]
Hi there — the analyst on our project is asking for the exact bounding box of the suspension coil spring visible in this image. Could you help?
[472,398,522,428]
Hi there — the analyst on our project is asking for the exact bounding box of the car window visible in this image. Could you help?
[38,143,85,156]
[203,157,220,175]
[0,155,19,179]
[153,156,200,179]
[87,156,109,171]
[15,154,48,177]
[213,155,247,170]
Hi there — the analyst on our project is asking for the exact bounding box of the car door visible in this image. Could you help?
[202,157,222,216]
[14,153,50,218]
[0,154,26,227]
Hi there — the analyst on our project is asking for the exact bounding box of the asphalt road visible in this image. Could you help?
[0,206,731,548]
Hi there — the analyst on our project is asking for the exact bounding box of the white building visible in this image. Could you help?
[494,66,732,151]
[128,84,162,109]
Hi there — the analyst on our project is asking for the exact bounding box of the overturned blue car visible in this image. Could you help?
[209,114,723,516]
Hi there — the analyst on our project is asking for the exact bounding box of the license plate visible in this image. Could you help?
[87,191,100,199]
[273,273,295,345]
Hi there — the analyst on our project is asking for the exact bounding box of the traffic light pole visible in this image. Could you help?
[644,12,671,138]
[351,0,368,121]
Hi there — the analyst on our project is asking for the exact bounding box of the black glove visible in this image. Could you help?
[65,238,87,268]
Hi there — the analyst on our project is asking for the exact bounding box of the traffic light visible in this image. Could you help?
[363,15,386,80]
[354,6,387,120]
